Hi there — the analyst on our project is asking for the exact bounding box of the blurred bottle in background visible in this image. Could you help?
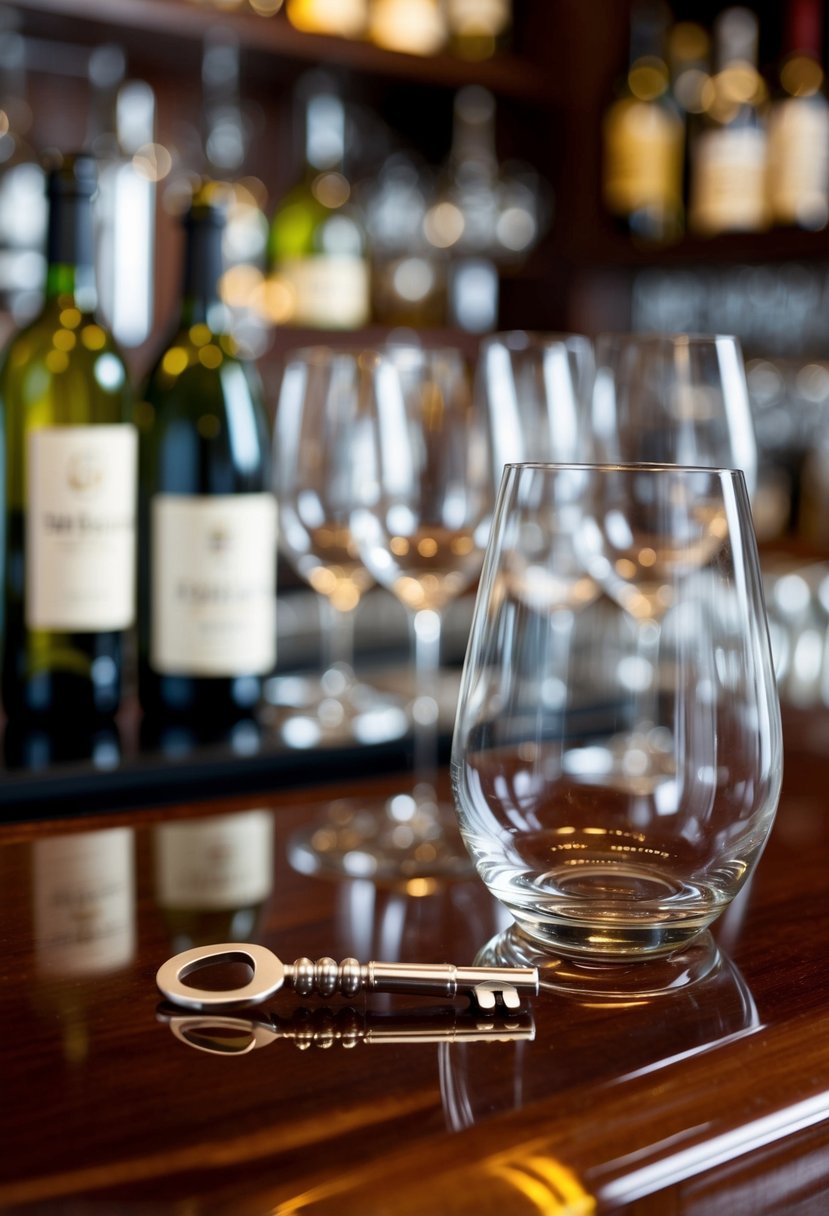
[766,0,829,231]
[602,0,684,244]
[268,70,370,329]
[368,0,448,55]
[689,6,769,236]
[425,85,501,332]
[444,0,512,61]
[87,44,157,351]
[285,0,367,37]
[0,8,46,344]
[667,20,711,220]
[422,84,549,332]
[363,150,446,326]
[200,26,271,358]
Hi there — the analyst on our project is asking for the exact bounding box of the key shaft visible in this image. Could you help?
[157,943,539,1012]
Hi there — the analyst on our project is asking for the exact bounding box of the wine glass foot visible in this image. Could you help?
[475,924,720,997]
[264,672,409,749]
[287,792,474,884]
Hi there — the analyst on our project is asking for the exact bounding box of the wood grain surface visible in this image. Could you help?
[0,706,827,1214]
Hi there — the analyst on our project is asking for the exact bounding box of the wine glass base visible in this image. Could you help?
[287,791,474,884]
[264,673,409,749]
[475,924,720,998]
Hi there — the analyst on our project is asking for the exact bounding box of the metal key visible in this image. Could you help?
[156,942,539,1013]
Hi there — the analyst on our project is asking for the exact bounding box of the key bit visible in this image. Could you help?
[156,942,539,1014]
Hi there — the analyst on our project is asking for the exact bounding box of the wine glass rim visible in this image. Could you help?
[502,460,744,476]
[284,344,388,366]
[594,331,741,348]
[481,329,593,350]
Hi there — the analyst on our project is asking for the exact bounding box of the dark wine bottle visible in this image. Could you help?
[0,153,136,721]
[137,184,277,721]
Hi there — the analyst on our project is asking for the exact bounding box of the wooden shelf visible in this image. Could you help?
[557,223,829,272]
[15,0,556,104]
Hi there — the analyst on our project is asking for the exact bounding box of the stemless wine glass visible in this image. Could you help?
[591,332,757,493]
[452,463,782,992]
[270,346,407,748]
[289,344,491,881]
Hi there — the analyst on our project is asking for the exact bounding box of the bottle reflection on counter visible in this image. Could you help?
[152,808,275,952]
[31,827,136,1064]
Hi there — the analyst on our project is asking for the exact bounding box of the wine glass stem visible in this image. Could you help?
[318,596,356,683]
[635,617,661,732]
[411,607,442,795]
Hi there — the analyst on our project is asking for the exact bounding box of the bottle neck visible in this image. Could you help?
[787,0,823,59]
[305,91,346,172]
[714,8,759,71]
[179,211,227,331]
[451,86,498,179]
[45,188,97,309]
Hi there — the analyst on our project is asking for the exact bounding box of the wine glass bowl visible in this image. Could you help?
[591,332,757,493]
[475,329,595,483]
[286,343,492,882]
[353,345,489,615]
[271,345,407,747]
[451,463,782,984]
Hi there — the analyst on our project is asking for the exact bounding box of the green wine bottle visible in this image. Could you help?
[0,153,136,720]
[137,184,277,721]
[268,72,370,329]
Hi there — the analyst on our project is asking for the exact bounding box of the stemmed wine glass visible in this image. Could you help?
[590,332,757,490]
[473,330,596,479]
[289,344,491,881]
[270,346,408,748]
[472,331,599,716]
[452,463,782,993]
[587,332,759,779]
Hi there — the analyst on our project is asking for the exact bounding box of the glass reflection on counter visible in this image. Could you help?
[439,946,759,1135]
[333,871,511,981]
[152,808,275,951]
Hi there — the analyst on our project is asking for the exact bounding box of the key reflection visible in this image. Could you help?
[157,1003,535,1058]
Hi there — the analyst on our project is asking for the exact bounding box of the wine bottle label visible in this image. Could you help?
[767,98,829,228]
[154,809,275,910]
[33,827,136,977]
[603,99,683,215]
[26,424,137,631]
[279,255,370,328]
[690,127,768,235]
[151,493,277,676]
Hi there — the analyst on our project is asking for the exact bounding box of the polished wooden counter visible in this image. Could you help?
[1,705,828,1215]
